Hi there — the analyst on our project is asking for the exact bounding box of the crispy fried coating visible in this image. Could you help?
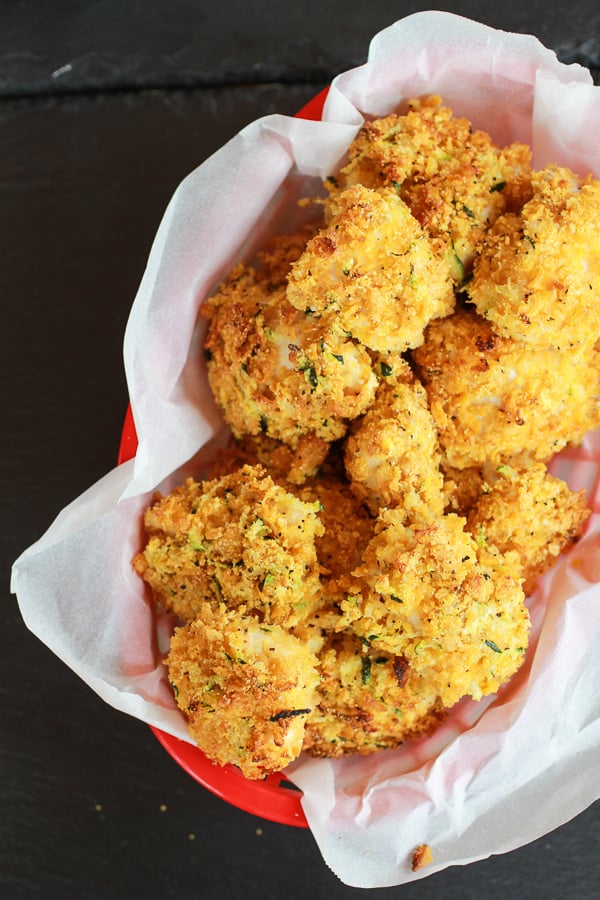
[344,509,529,707]
[202,263,378,448]
[303,631,446,757]
[344,359,445,516]
[295,474,376,613]
[412,307,600,469]
[441,461,485,516]
[332,95,532,280]
[166,603,320,779]
[133,465,324,627]
[208,432,330,486]
[286,184,455,352]
[466,462,590,594]
[468,165,600,350]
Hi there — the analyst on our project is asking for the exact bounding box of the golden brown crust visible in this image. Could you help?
[202,266,378,448]
[287,184,455,352]
[412,307,600,469]
[132,96,599,775]
[303,631,446,757]
[466,462,590,594]
[331,95,532,281]
[166,603,320,779]
[468,165,600,350]
[346,508,530,707]
[134,465,324,628]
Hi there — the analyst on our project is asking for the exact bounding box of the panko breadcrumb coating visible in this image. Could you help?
[413,307,600,469]
[132,96,600,774]
[286,184,455,352]
[345,509,529,707]
[331,95,532,281]
[468,165,600,350]
[303,631,446,757]
[441,461,486,516]
[344,360,445,516]
[133,465,324,628]
[466,462,590,594]
[295,473,376,611]
[166,603,320,779]
[202,266,378,449]
[208,432,330,486]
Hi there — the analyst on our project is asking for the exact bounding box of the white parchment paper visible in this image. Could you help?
[11,12,600,888]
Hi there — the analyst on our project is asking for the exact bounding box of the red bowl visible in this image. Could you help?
[119,88,329,827]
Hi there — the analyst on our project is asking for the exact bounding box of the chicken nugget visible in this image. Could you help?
[412,307,600,469]
[303,631,445,757]
[344,359,445,516]
[468,165,600,350]
[166,603,320,779]
[331,95,531,281]
[202,264,378,448]
[287,184,455,352]
[466,462,590,593]
[133,465,324,627]
[208,432,330,486]
[345,509,529,707]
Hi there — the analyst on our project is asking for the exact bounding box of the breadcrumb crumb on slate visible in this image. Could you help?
[166,603,320,779]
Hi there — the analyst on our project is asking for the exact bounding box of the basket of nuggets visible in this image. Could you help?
[12,12,600,888]
[133,91,599,779]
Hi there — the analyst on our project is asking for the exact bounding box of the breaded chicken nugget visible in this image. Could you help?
[466,462,590,594]
[286,184,455,352]
[295,473,376,612]
[344,358,445,516]
[303,631,446,757]
[133,465,324,627]
[331,95,531,281]
[202,264,378,448]
[344,509,529,707]
[412,307,600,469]
[166,603,320,779]
[208,431,330,486]
[468,165,600,350]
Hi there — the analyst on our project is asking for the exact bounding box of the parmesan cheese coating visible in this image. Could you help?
[166,603,320,779]
[286,184,455,352]
[303,631,446,757]
[466,462,590,593]
[345,509,529,707]
[202,266,378,449]
[331,95,532,281]
[468,165,600,350]
[133,465,324,628]
[344,360,445,516]
[413,307,600,469]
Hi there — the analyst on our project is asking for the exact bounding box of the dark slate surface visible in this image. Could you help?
[3,4,600,898]
[2,0,599,94]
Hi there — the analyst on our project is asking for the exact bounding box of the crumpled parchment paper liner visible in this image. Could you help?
[11,11,600,888]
